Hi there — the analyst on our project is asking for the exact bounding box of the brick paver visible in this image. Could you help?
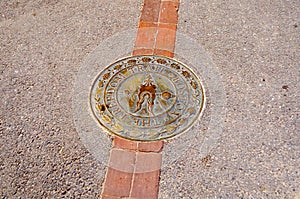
[113,137,138,151]
[138,141,164,153]
[155,27,177,52]
[134,27,157,49]
[139,0,161,24]
[159,1,179,24]
[102,168,133,197]
[130,171,161,199]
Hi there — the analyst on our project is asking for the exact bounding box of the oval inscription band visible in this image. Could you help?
[90,55,205,141]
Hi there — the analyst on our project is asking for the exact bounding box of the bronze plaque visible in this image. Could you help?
[90,56,205,141]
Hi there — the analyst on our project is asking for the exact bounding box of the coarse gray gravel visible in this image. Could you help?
[1,0,141,198]
[1,0,299,198]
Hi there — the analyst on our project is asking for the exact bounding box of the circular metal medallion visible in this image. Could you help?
[90,55,205,141]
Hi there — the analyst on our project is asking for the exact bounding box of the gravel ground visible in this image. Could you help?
[160,0,300,198]
[1,0,299,198]
[0,0,141,198]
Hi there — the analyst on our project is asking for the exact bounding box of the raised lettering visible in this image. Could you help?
[137,65,144,72]
[134,118,151,127]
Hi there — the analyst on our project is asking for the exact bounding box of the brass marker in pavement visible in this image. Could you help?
[90,0,205,198]
[90,56,204,141]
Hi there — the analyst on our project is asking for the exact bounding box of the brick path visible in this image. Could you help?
[101,0,180,198]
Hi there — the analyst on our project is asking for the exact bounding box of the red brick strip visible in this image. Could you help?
[101,0,180,198]
[133,0,179,58]
[102,137,163,198]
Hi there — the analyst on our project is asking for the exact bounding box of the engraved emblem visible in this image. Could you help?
[134,75,157,115]
[90,56,205,141]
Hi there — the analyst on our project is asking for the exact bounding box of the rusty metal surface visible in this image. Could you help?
[90,55,205,141]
